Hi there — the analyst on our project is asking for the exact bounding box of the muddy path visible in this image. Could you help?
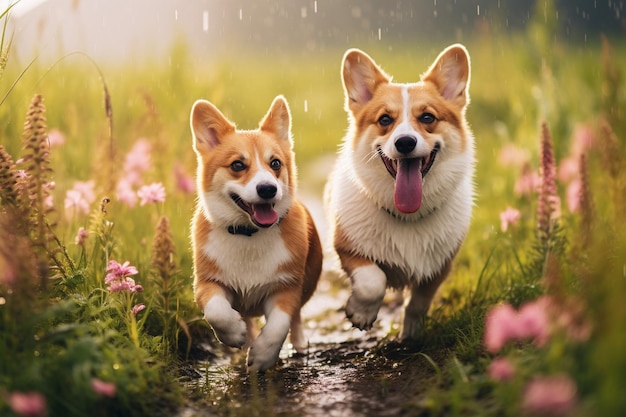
[177,275,450,417]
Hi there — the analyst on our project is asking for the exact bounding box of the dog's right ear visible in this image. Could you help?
[190,100,235,155]
[342,49,390,115]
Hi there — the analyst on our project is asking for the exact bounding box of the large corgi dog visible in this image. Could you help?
[325,44,474,340]
[190,95,322,371]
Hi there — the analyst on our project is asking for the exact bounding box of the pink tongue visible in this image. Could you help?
[394,158,423,213]
[252,204,279,227]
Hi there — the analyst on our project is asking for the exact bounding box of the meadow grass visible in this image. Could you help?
[0,18,625,417]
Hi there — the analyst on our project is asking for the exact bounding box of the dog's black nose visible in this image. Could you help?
[395,136,417,154]
[257,183,277,199]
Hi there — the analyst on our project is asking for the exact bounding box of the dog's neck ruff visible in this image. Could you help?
[227,224,259,236]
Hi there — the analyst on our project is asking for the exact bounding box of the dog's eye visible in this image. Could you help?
[418,113,436,124]
[378,114,394,127]
[230,160,246,172]
[270,159,282,171]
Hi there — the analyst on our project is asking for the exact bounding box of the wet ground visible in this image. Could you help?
[177,274,445,417]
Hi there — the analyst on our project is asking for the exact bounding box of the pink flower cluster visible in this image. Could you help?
[65,180,96,217]
[484,297,551,353]
[499,206,521,232]
[91,378,116,397]
[8,391,47,417]
[137,182,166,206]
[105,260,143,293]
[522,374,578,416]
[114,139,167,207]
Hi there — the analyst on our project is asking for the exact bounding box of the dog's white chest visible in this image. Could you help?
[203,228,292,293]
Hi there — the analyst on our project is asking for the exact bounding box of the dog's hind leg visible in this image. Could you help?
[401,257,453,341]
[289,310,307,353]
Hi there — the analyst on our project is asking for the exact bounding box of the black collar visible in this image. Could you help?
[227,225,259,236]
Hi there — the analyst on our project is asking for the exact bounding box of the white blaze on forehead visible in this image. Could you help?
[383,85,429,158]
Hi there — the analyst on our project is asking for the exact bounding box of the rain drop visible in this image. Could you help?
[239,8,243,21]
[477,5,480,16]
[378,27,381,40]
[304,100,308,113]
[202,11,209,32]
[174,9,178,21]
[314,1,318,13]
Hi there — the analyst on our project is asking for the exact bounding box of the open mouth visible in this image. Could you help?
[378,143,440,180]
[377,143,440,214]
[230,194,278,228]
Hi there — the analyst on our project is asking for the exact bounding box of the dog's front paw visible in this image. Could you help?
[345,294,381,330]
[247,337,282,372]
[400,314,424,341]
[204,297,247,348]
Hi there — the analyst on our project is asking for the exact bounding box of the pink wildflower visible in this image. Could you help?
[47,128,66,147]
[487,357,515,382]
[116,178,138,208]
[137,182,166,206]
[498,143,529,167]
[8,391,47,417]
[105,260,142,293]
[484,304,519,353]
[174,162,196,194]
[91,378,116,397]
[105,260,138,281]
[132,304,146,315]
[517,296,552,347]
[566,178,581,213]
[538,123,561,238]
[522,375,577,416]
[72,180,96,204]
[123,138,152,176]
[484,297,553,352]
[571,124,594,156]
[65,189,90,216]
[514,164,541,197]
[499,206,521,232]
[75,227,89,245]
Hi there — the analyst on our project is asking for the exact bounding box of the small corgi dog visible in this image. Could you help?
[325,44,474,340]
[190,95,322,371]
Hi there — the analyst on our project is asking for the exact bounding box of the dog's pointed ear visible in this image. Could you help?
[342,49,390,114]
[260,95,292,147]
[422,44,471,109]
[190,99,235,155]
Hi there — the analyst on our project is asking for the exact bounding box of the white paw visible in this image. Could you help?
[203,297,247,348]
[247,307,291,371]
[345,264,387,330]
[345,294,381,330]
[247,337,282,371]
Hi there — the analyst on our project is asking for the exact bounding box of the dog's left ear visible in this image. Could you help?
[422,44,471,109]
[260,95,293,147]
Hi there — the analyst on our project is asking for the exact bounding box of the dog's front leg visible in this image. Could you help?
[197,281,248,348]
[337,248,387,330]
[247,287,299,371]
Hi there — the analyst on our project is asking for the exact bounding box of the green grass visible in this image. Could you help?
[0,15,625,417]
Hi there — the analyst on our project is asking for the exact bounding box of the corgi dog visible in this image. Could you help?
[190,95,322,371]
[325,44,474,340]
